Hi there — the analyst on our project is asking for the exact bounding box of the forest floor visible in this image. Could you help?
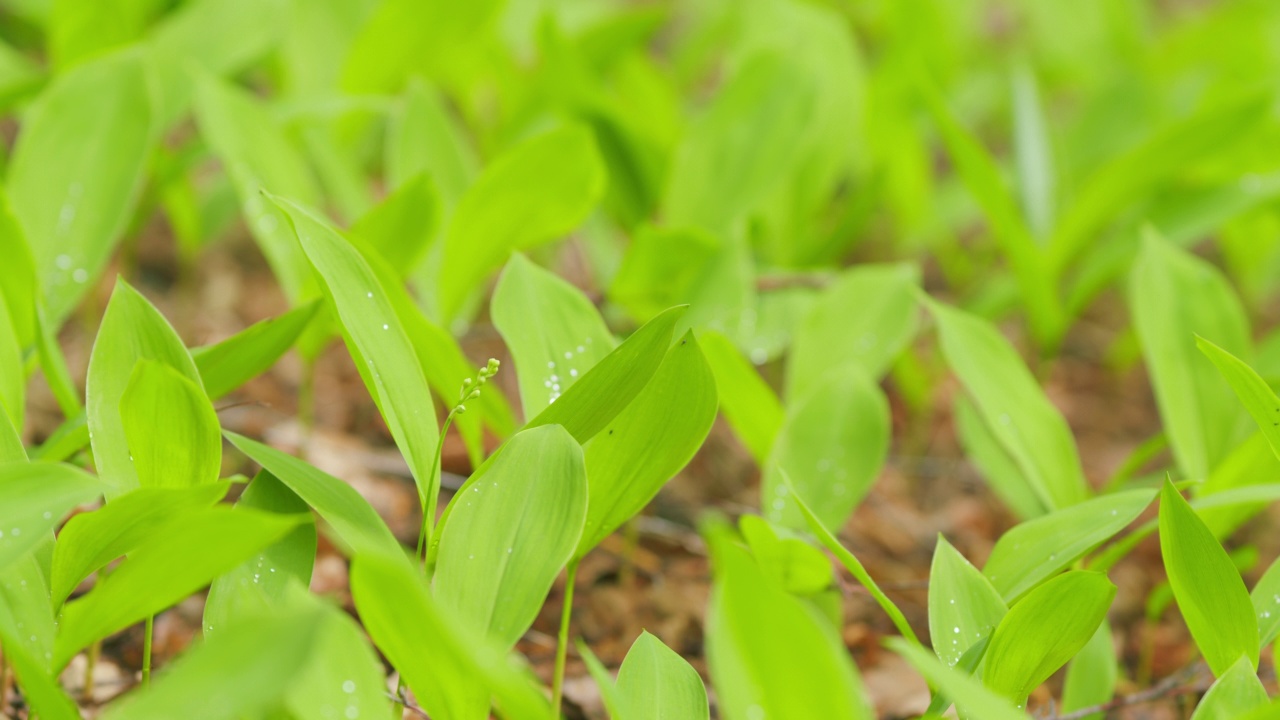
[20,227,1280,719]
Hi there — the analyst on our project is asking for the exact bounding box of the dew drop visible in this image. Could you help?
[342,680,356,694]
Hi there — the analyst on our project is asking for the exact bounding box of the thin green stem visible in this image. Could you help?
[551,559,579,716]
[142,615,154,686]
[83,639,101,702]
[618,516,640,588]
[417,410,456,563]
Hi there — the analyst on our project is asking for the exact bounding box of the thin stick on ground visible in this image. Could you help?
[1047,663,1209,720]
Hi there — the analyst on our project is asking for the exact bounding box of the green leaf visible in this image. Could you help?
[920,83,1061,347]
[387,78,477,200]
[578,640,623,719]
[608,224,738,328]
[193,73,321,303]
[739,515,833,597]
[663,52,814,235]
[983,571,1114,704]
[0,620,80,720]
[86,279,204,494]
[1060,622,1116,720]
[783,471,918,643]
[926,299,1088,510]
[120,359,222,489]
[434,425,587,649]
[929,535,1008,669]
[705,521,873,720]
[283,595,396,720]
[983,489,1155,601]
[349,172,440,277]
[0,551,57,672]
[98,605,322,720]
[1190,656,1268,720]
[47,0,161,69]
[527,305,683,444]
[145,0,288,129]
[1011,67,1055,240]
[762,364,889,532]
[10,49,154,325]
[887,638,1028,720]
[1130,230,1252,480]
[1198,336,1280,463]
[192,301,320,400]
[0,195,37,347]
[0,461,102,573]
[50,482,231,607]
[954,395,1047,519]
[350,551,553,720]
[54,506,303,669]
[269,193,439,509]
[615,631,709,720]
[1159,479,1258,676]
[493,253,616,419]
[225,431,402,558]
[786,264,920,399]
[1251,553,1280,647]
[0,406,25,461]
[577,332,718,556]
[438,124,605,320]
[0,291,24,433]
[203,472,316,636]
[697,328,782,465]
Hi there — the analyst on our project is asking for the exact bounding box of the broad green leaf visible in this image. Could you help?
[1191,656,1268,720]
[350,551,553,720]
[438,124,605,320]
[0,408,24,461]
[786,264,920,399]
[921,83,1061,347]
[929,535,1007,669]
[783,472,918,643]
[0,291,23,433]
[340,0,503,95]
[493,253,616,419]
[270,194,439,508]
[954,395,1046,519]
[762,364,889,532]
[0,193,37,347]
[86,279,203,494]
[1198,336,1280,462]
[284,595,395,720]
[54,506,303,668]
[0,461,101,572]
[983,489,1155,601]
[1159,480,1258,676]
[434,425,587,649]
[10,49,153,325]
[698,328,782,465]
[663,52,813,235]
[35,298,82,419]
[204,472,316,636]
[705,522,873,720]
[192,302,320,399]
[193,74,321,303]
[146,0,289,129]
[1252,553,1280,647]
[349,172,439,277]
[1130,231,1251,480]
[0,621,80,720]
[888,638,1028,720]
[225,431,402,558]
[387,78,477,200]
[98,606,321,720]
[577,332,717,555]
[50,482,231,607]
[47,0,161,69]
[739,515,833,597]
[983,571,1115,704]
[927,299,1088,510]
[1197,433,1280,538]
[0,551,56,672]
[1060,622,1116,720]
[120,359,222,489]
[609,224,724,325]
[616,631,709,720]
[527,305,683,444]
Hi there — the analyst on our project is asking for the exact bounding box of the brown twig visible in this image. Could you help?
[1046,662,1209,720]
